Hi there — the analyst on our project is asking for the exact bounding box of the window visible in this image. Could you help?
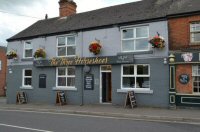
[192,65,200,93]
[24,41,33,58]
[121,26,149,52]
[122,64,150,89]
[22,69,32,87]
[190,22,200,43]
[56,67,75,88]
[57,36,76,57]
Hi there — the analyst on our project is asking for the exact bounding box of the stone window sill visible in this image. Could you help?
[52,87,77,91]
[117,89,153,94]
[20,86,33,90]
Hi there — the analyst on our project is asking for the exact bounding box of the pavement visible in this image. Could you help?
[0,97,200,124]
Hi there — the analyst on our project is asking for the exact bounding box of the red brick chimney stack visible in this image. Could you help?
[59,0,77,17]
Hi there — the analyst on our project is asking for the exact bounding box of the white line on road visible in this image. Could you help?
[0,109,200,126]
[0,123,53,132]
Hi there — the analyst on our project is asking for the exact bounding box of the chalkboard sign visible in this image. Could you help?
[84,74,94,90]
[124,91,137,109]
[39,74,46,88]
[16,91,27,104]
[179,74,189,84]
[56,91,66,105]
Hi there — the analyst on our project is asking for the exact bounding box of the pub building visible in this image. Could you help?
[8,0,194,108]
[168,9,200,107]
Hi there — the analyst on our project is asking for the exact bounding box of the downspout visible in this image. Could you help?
[80,31,84,106]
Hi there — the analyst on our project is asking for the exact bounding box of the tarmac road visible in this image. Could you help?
[0,109,200,132]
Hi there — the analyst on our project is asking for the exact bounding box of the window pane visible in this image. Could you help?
[136,27,148,38]
[58,77,66,86]
[58,37,65,46]
[58,47,66,56]
[68,67,75,75]
[123,77,135,88]
[67,46,76,56]
[122,40,134,51]
[67,37,75,45]
[191,32,200,42]
[25,42,32,49]
[122,29,133,39]
[25,70,32,76]
[24,78,32,86]
[137,77,150,88]
[123,65,134,75]
[58,68,66,76]
[25,49,33,57]
[67,77,75,87]
[135,39,149,50]
[137,65,149,75]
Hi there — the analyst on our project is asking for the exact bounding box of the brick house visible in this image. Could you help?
[168,7,200,107]
[0,46,7,96]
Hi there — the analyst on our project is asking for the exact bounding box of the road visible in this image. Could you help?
[0,109,199,132]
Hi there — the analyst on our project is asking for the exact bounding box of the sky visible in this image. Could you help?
[0,0,140,46]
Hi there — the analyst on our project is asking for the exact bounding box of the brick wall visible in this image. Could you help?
[168,15,200,50]
[176,64,193,94]
[0,49,6,96]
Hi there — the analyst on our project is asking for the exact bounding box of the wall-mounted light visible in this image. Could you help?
[163,58,167,64]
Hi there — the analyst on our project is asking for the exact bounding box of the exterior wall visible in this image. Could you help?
[7,20,169,107]
[169,15,200,50]
[176,64,193,94]
[0,48,6,96]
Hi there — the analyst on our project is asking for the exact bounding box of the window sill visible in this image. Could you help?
[117,89,153,94]
[52,87,77,91]
[20,86,33,90]
[21,58,34,61]
[118,50,153,55]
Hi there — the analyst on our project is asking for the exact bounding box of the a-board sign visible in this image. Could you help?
[16,91,27,104]
[56,91,66,105]
[124,91,137,109]
[39,74,46,88]
[84,74,94,90]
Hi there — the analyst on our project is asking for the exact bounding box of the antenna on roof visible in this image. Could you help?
[45,14,48,19]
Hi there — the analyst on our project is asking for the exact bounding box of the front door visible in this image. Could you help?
[100,65,112,103]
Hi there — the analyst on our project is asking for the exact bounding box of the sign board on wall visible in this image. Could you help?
[179,74,189,84]
[33,54,134,67]
[84,74,94,90]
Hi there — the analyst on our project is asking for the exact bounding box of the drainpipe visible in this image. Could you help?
[80,31,84,106]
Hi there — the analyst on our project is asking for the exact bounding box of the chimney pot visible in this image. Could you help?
[59,0,77,17]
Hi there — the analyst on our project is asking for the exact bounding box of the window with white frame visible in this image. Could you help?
[190,22,200,43]
[57,36,76,57]
[121,26,149,52]
[122,64,150,89]
[24,41,33,58]
[22,69,32,87]
[192,65,200,93]
[56,67,75,88]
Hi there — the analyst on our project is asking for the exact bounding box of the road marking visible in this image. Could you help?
[0,109,200,126]
[0,123,53,132]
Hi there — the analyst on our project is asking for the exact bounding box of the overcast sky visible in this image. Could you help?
[0,0,140,46]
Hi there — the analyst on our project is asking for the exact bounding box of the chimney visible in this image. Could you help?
[59,0,77,17]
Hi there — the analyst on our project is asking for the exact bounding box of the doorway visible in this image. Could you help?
[100,65,112,103]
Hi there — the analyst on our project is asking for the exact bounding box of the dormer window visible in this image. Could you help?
[24,41,33,58]
[121,26,149,52]
[57,35,76,57]
[190,22,200,43]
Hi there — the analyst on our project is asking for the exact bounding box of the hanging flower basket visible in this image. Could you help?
[89,40,102,55]
[34,48,46,59]
[149,34,165,48]
[7,50,18,59]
